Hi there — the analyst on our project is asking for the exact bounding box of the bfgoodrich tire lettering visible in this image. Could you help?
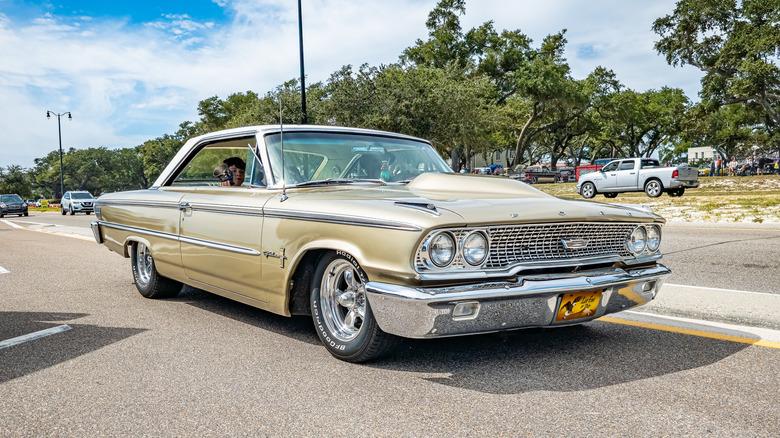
[130,241,182,299]
[310,251,398,362]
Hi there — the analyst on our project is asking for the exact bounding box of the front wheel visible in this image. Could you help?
[580,182,597,199]
[130,242,182,299]
[311,252,398,362]
[69,206,75,215]
[61,207,66,216]
[604,192,618,199]
[644,180,663,198]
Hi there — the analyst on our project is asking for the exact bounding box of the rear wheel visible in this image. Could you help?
[130,242,182,299]
[644,179,663,198]
[311,252,398,362]
[580,182,597,199]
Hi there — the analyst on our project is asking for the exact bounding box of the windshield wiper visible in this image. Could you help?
[291,178,387,188]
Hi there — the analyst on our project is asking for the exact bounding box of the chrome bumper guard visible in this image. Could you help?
[90,221,103,244]
[365,264,671,339]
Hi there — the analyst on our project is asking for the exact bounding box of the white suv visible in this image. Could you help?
[61,191,96,215]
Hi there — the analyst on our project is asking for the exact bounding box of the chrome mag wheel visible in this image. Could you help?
[134,242,154,288]
[320,258,366,342]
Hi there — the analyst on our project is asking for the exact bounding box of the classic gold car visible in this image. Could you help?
[91,125,671,362]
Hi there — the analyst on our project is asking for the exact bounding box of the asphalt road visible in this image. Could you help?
[1,213,778,437]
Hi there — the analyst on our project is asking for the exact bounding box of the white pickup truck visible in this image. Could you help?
[577,158,699,198]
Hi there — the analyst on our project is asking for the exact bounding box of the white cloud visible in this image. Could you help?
[0,1,704,169]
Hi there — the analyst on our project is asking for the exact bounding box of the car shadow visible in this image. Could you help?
[0,312,147,384]
[169,287,753,395]
[370,322,750,394]
[175,286,320,345]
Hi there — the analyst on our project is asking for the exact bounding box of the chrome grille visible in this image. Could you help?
[486,223,634,268]
[415,222,637,272]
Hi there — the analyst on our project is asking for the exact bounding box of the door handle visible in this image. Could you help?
[179,202,191,213]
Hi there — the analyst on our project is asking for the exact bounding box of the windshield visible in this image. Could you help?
[264,132,451,185]
[71,192,94,200]
[0,194,22,202]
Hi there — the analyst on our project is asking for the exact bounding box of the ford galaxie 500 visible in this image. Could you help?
[91,125,670,362]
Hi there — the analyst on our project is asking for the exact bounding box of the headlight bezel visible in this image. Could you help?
[460,230,489,266]
[627,226,648,255]
[646,224,662,252]
[425,231,457,268]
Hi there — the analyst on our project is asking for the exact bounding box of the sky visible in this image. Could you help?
[0,0,704,169]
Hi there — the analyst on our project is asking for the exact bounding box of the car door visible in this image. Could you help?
[598,161,620,190]
[174,135,273,302]
[615,160,637,189]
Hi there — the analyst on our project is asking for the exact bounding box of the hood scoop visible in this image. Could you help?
[394,201,440,216]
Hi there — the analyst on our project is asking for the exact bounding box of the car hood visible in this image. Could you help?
[273,173,662,229]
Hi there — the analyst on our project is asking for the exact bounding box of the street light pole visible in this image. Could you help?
[46,111,71,199]
[297,0,307,124]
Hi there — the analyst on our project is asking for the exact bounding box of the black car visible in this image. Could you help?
[0,194,28,217]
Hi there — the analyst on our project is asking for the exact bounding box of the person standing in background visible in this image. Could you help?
[716,156,722,176]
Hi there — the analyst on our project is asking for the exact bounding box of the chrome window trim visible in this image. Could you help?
[98,221,261,256]
[263,208,422,232]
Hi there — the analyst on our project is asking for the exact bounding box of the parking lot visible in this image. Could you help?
[1,213,779,436]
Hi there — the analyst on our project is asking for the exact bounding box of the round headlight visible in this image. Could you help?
[627,226,647,255]
[461,231,488,266]
[428,232,456,267]
[646,224,661,252]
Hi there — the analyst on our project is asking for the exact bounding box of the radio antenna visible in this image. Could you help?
[279,97,288,202]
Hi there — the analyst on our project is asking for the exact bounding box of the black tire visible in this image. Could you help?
[644,179,663,198]
[130,241,182,299]
[604,192,618,198]
[69,206,75,215]
[61,208,66,216]
[531,176,538,184]
[311,252,399,362]
[580,182,597,199]
[86,211,91,215]
[23,212,28,217]
[0,214,4,218]
[667,188,685,197]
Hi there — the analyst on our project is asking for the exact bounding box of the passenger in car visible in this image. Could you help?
[219,157,246,186]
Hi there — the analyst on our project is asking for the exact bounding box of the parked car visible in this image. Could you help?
[0,194,28,217]
[61,191,96,215]
[91,125,671,362]
[516,165,561,184]
[577,158,699,198]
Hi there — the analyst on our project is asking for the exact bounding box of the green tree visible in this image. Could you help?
[653,0,780,124]
[0,165,34,198]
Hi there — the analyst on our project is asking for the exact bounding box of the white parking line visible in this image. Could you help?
[665,283,778,297]
[0,219,24,229]
[0,265,9,274]
[0,325,72,350]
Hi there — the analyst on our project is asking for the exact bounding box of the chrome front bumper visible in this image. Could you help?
[365,264,671,339]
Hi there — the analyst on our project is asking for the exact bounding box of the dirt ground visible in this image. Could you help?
[537,175,780,224]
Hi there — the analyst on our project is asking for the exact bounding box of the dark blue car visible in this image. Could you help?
[0,194,28,217]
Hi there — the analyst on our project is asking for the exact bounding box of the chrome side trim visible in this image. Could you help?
[96,199,180,209]
[188,203,264,216]
[263,208,422,231]
[100,221,179,242]
[98,221,261,256]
